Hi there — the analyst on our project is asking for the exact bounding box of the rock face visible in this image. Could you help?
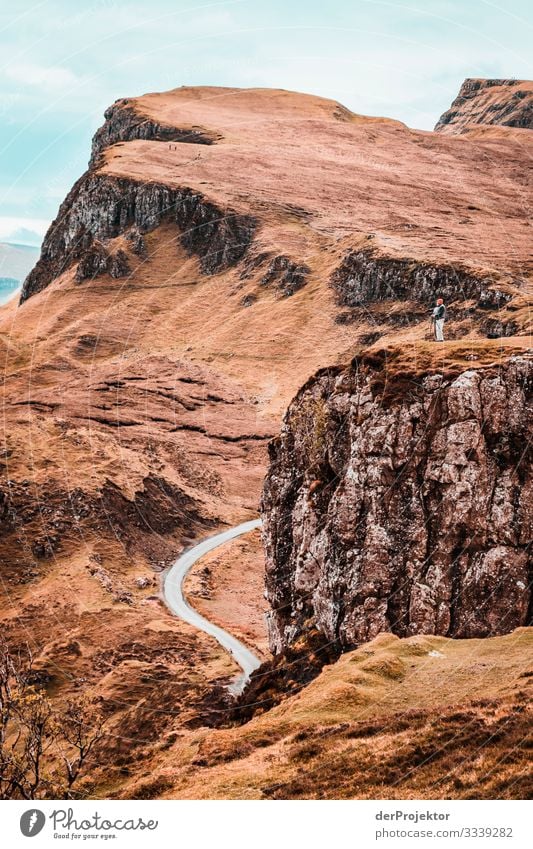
[330,248,502,307]
[20,174,255,301]
[262,356,532,653]
[259,254,311,297]
[74,241,131,281]
[90,99,215,167]
[435,78,533,134]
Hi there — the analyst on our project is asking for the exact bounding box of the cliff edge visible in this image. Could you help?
[262,348,532,653]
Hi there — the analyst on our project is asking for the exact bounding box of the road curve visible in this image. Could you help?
[163,519,263,695]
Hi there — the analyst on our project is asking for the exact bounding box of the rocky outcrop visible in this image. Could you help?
[261,355,532,653]
[260,254,310,297]
[75,240,131,282]
[20,174,256,301]
[90,100,215,167]
[239,250,310,297]
[435,78,533,134]
[330,248,503,308]
[125,227,147,258]
[482,318,519,339]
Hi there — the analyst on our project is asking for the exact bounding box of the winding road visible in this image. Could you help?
[163,519,263,694]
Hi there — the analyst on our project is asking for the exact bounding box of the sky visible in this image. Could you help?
[0,0,531,246]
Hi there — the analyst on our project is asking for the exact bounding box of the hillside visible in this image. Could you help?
[0,80,531,799]
[154,629,533,800]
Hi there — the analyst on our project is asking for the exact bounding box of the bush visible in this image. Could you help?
[0,639,106,799]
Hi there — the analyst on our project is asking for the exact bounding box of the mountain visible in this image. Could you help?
[3,226,44,248]
[434,78,533,135]
[0,80,531,800]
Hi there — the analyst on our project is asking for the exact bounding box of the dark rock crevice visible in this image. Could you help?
[75,240,131,282]
[0,475,211,582]
[259,254,310,297]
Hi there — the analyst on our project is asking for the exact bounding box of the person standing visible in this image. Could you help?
[431,298,446,341]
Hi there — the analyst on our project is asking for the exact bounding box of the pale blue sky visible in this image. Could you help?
[0,0,531,244]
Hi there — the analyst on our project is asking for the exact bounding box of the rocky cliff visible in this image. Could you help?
[435,78,533,134]
[262,353,532,653]
[330,248,510,308]
[20,173,255,301]
[89,98,215,168]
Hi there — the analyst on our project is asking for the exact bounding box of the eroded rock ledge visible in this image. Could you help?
[261,355,532,653]
[330,248,509,308]
[20,173,256,301]
[90,100,215,167]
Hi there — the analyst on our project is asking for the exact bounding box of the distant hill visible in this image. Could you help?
[0,275,23,305]
[0,241,39,292]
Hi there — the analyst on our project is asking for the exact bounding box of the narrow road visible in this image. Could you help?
[163,519,263,694]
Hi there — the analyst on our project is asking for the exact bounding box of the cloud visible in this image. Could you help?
[0,217,49,245]
[6,62,79,91]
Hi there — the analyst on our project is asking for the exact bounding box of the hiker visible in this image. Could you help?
[431,298,446,341]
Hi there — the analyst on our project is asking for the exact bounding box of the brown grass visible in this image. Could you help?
[155,629,532,799]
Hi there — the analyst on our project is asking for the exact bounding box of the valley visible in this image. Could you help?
[0,80,531,800]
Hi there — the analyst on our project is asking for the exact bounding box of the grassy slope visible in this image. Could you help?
[146,629,532,800]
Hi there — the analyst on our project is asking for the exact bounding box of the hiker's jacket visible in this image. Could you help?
[432,304,446,320]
